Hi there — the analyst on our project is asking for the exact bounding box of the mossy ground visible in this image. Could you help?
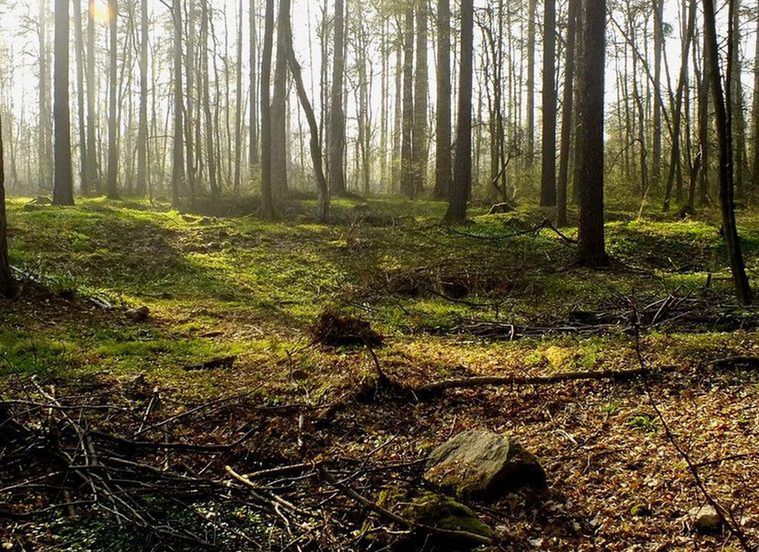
[2,196,758,550]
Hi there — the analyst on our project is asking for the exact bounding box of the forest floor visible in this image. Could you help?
[1,197,758,551]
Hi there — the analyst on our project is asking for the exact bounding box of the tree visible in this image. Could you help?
[411,0,428,196]
[702,0,753,305]
[400,5,414,198]
[260,0,275,217]
[651,0,663,189]
[85,0,99,195]
[271,0,290,201]
[285,10,329,221]
[0,115,16,299]
[329,0,346,196]
[135,0,149,196]
[525,0,537,166]
[250,0,259,169]
[73,0,87,196]
[444,0,474,222]
[434,0,452,200]
[576,0,608,267]
[171,0,185,207]
[106,0,119,199]
[557,0,580,226]
[53,0,74,206]
[540,0,557,208]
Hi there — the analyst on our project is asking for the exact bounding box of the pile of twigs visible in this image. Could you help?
[0,377,442,550]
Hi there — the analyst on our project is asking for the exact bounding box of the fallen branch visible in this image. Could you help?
[416,365,676,395]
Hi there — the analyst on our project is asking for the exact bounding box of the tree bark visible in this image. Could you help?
[444,0,473,222]
[260,0,275,216]
[53,0,74,206]
[0,116,16,299]
[702,0,753,305]
[106,0,119,199]
[540,0,557,207]
[171,0,185,207]
[400,6,415,198]
[576,0,608,267]
[328,0,346,196]
[412,0,428,196]
[525,0,537,166]
[557,0,580,226]
[136,0,149,196]
[434,0,452,200]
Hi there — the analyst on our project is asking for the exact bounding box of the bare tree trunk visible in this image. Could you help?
[136,0,149,196]
[234,0,245,193]
[171,0,185,207]
[250,0,259,169]
[106,0,119,199]
[445,0,473,222]
[271,0,290,201]
[74,0,87,196]
[85,0,98,195]
[285,19,330,221]
[0,115,16,299]
[411,0,428,196]
[663,0,696,212]
[540,0,557,207]
[434,0,452,200]
[557,0,580,226]
[525,0,536,166]
[201,1,219,197]
[577,0,608,267]
[703,0,753,305]
[329,0,346,196]
[53,0,74,206]
[400,6,415,198]
[260,0,275,216]
[652,0,664,190]
[38,1,52,195]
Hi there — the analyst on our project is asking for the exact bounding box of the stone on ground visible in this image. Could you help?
[406,493,493,550]
[689,505,722,533]
[424,430,546,498]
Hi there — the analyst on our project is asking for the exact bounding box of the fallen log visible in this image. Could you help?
[415,355,759,396]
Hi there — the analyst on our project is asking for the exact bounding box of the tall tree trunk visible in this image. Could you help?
[285,18,330,221]
[434,0,452,199]
[136,0,149,196]
[703,0,753,305]
[525,0,536,166]
[53,0,74,206]
[577,0,608,267]
[201,1,219,196]
[171,0,185,207]
[74,0,87,196]
[106,0,119,199]
[652,0,664,190]
[0,116,15,299]
[730,0,749,198]
[85,0,98,194]
[329,0,346,196]
[557,0,580,226]
[260,0,275,216]
[400,6,415,198]
[663,0,696,212]
[540,0,557,207]
[38,1,51,195]
[234,0,245,193]
[271,0,290,201]
[412,0,428,196]
[751,3,759,185]
[444,0,473,222]
[250,0,259,169]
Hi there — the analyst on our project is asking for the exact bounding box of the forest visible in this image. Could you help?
[0,0,758,549]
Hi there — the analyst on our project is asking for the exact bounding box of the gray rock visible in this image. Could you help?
[406,493,493,550]
[690,505,722,533]
[424,430,546,498]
